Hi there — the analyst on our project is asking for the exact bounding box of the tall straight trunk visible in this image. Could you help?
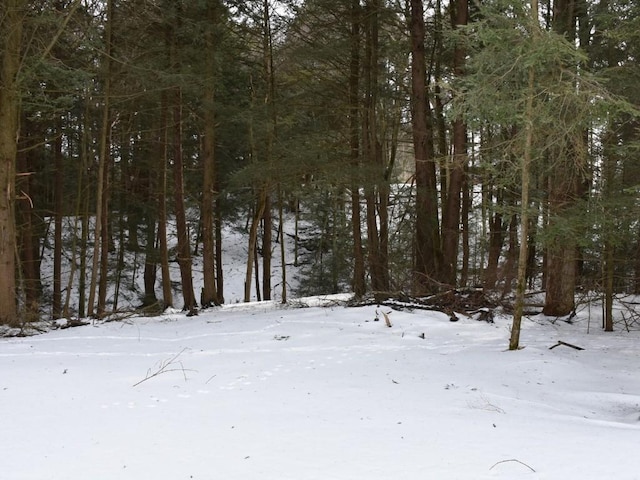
[509,0,537,351]
[215,198,224,303]
[79,182,89,318]
[63,112,88,318]
[17,120,42,318]
[601,130,616,331]
[172,88,197,314]
[88,0,112,318]
[441,0,468,287]
[484,193,504,290]
[52,125,63,318]
[460,166,471,286]
[244,190,267,302]
[200,2,219,308]
[0,0,23,326]
[168,2,196,314]
[410,0,442,294]
[142,216,158,307]
[158,93,173,310]
[363,0,389,293]
[97,135,111,317]
[261,0,275,302]
[635,225,640,295]
[543,0,580,317]
[262,195,272,300]
[277,186,287,303]
[349,0,365,297]
[501,213,519,298]
[138,124,157,307]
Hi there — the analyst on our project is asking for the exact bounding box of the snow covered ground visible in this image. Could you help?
[2,296,640,479]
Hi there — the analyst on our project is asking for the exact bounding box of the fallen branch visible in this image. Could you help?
[489,458,536,473]
[549,340,584,351]
[381,310,392,328]
[133,348,195,387]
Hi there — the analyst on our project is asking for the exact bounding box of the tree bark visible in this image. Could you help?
[53,125,63,319]
[440,0,468,288]
[200,2,219,308]
[262,194,272,300]
[410,0,442,294]
[349,0,365,297]
[543,0,580,317]
[172,87,197,314]
[168,2,196,314]
[158,92,173,310]
[17,120,42,319]
[0,0,23,326]
[244,190,267,302]
[509,0,537,351]
[87,0,112,318]
[363,0,390,293]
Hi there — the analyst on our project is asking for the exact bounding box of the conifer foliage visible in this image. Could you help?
[0,0,638,336]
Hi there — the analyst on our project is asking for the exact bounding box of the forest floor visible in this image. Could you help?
[2,291,640,479]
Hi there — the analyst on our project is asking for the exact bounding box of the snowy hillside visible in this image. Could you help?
[2,296,640,479]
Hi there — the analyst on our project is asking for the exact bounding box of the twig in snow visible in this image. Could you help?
[549,340,584,351]
[381,310,392,328]
[489,459,536,473]
[133,348,195,387]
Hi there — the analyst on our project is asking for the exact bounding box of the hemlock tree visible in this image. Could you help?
[410,0,442,294]
[0,0,23,327]
[455,0,632,347]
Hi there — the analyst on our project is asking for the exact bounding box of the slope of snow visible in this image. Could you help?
[2,301,639,479]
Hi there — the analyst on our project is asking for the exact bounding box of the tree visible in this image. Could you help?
[410,0,442,294]
[455,0,631,346]
[349,0,366,297]
[87,0,113,318]
[168,1,197,314]
[200,1,223,308]
[0,0,24,327]
[542,0,584,317]
[440,0,468,288]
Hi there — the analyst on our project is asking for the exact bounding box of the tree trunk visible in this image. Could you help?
[17,120,42,320]
[484,201,504,291]
[543,0,580,317]
[362,0,390,293]
[172,87,197,314]
[262,194,272,301]
[501,213,519,298]
[158,92,173,310]
[0,0,23,326]
[168,2,196,314]
[88,0,112,318]
[349,0,365,297]
[440,0,468,288]
[200,2,219,308]
[215,198,224,303]
[509,0,537,350]
[97,137,111,317]
[244,191,267,302]
[278,186,287,303]
[53,125,63,319]
[410,0,442,294]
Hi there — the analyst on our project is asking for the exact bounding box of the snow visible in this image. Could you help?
[2,298,640,479]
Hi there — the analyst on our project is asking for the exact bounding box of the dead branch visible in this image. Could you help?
[133,348,195,387]
[489,458,536,473]
[549,340,584,351]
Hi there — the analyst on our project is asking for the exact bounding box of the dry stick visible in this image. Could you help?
[381,311,392,328]
[133,348,194,387]
[549,340,584,351]
[489,459,536,473]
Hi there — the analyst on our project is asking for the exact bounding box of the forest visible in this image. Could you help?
[0,0,639,343]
